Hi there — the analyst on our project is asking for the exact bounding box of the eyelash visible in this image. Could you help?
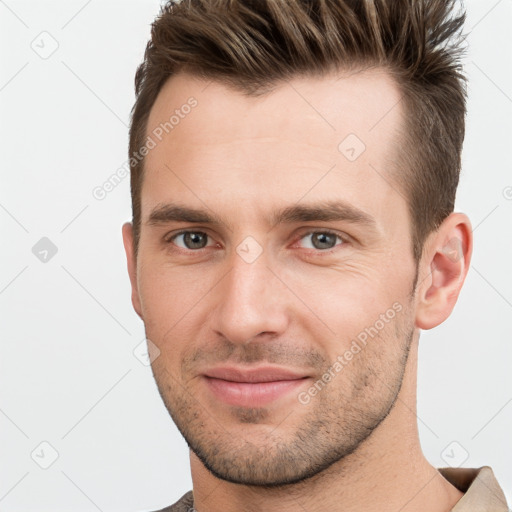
[164,229,348,255]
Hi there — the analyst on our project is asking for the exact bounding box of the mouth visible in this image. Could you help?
[202,366,311,407]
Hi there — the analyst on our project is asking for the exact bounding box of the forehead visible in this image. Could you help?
[142,69,406,229]
[146,67,403,151]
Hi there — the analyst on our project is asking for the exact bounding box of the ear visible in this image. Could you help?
[415,213,473,330]
[122,222,143,320]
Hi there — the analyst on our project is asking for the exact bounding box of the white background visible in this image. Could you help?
[0,1,511,510]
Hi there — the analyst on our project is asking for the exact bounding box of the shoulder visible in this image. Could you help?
[146,490,194,512]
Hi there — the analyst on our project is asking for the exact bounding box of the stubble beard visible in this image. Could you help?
[149,308,415,488]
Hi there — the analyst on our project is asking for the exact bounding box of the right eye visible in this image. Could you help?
[166,230,216,251]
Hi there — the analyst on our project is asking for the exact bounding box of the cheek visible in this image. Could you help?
[136,259,220,356]
[138,257,206,315]
[291,263,393,320]
[288,266,409,361]
[136,265,181,346]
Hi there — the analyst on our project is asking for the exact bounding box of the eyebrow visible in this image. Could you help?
[271,201,376,228]
[147,200,377,231]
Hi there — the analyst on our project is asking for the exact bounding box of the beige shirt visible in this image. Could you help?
[438,466,509,511]
[153,466,509,511]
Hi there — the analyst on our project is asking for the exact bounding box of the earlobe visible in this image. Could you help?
[121,222,143,320]
[415,213,473,330]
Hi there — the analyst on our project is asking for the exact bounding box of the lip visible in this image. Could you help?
[203,366,308,383]
[202,366,310,407]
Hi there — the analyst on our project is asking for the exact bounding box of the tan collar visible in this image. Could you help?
[438,466,509,511]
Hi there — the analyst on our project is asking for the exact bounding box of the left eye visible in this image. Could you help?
[297,231,344,251]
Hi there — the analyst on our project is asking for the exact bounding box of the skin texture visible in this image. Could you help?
[122,69,473,512]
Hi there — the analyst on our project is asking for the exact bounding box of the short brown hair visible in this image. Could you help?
[129,0,467,262]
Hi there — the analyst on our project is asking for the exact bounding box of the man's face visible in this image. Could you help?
[127,69,419,486]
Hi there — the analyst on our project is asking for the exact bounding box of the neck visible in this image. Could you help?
[189,336,464,512]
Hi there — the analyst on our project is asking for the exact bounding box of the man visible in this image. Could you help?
[122,0,509,511]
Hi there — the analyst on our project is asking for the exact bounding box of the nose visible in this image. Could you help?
[211,249,290,345]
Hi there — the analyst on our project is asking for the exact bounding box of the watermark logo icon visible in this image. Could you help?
[31,441,59,469]
[133,338,161,366]
[441,441,469,468]
[236,236,263,264]
[32,237,58,263]
[442,237,463,263]
[338,133,366,162]
[30,31,59,59]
